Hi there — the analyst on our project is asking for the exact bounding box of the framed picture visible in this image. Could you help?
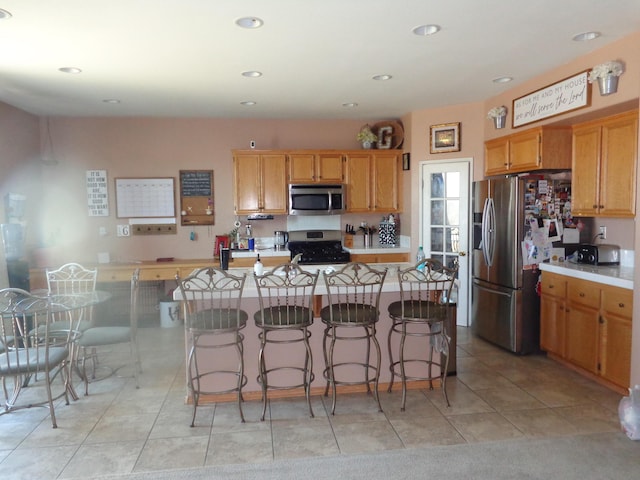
[377,126,393,149]
[402,153,411,171]
[430,122,460,154]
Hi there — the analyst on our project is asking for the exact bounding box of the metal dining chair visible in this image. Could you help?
[387,259,458,410]
[321,262,387,415]
[253,263,319,421]
[0,288,75,428]
[75,269,141,396]
[178,267,248,425]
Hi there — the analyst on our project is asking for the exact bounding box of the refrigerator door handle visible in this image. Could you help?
[481,197,496,266]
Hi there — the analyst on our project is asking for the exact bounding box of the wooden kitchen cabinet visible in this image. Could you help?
[345,151,400,213]
[540,271,633,391]
[540,272,567,357]
[565,278,601,374]
[288,152,344,184]
[571,110,638,217]
[600,286,633,388]
[484,127,571,176]
[233,151,288,214]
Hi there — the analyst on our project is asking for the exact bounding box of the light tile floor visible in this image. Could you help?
[0,326,623,479]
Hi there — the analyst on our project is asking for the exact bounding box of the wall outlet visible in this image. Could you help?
[599,225,606,239]
[117,224,130,237]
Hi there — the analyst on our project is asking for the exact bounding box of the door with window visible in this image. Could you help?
[420,160,470,326]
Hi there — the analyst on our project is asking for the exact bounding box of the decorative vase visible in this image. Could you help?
[361,140,373,149]
[493,115,506,129]
[597,75,619,96]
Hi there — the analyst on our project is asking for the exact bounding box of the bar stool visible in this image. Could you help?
[387,259,458,411]
[320,262,387,415]
[253,263,319,421]
[177,267,248,425]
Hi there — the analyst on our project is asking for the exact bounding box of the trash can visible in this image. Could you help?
[159,301,180,328]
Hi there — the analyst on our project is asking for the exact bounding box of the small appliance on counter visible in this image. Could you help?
[274,230,288,251]
[576,244,620,265]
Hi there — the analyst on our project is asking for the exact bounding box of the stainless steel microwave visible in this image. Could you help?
[288,184,346,215]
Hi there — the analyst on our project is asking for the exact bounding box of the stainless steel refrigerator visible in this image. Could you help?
[471,177,540,354]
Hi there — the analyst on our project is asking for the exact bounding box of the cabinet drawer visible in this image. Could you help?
[98,269,136,282]
[567,279,600,309]
[601,287,633,319]
[541,272,566,298]
[139,267,179,281]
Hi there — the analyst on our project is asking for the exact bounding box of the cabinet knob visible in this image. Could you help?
[579,292,585,297]
[548,285,554,289]
[599,205,605,208]
[592,204,598,209]
[618,302,625,308]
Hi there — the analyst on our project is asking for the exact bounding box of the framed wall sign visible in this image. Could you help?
[402,153,411,171]
[512,70,591,128]
[430,122,460,154]
[179,170,214,226]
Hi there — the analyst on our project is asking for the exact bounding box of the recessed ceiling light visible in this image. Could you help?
[342,102,358,108]
[236,17,264,29]
[373,74,392,81]
[242,71,262,78]
[0,8,12,19]
[492,76,513,84]
[240,101,257,106]
[572,31,600,42]
[59,67,82,74]
[103,99,121,104]
[412,24,440,36]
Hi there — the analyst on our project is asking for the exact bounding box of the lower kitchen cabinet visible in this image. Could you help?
[350,252,409,263]
[540,271,632,390]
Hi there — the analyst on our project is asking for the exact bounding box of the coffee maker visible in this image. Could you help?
[274,230,288,251]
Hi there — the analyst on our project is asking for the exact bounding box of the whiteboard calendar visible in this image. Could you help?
[115,177,175,218]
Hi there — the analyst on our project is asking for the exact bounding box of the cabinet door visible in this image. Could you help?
[540,294,565,356]
[600,312,632,388]
[599,112,638,217]
[288,153,316,183]
[600,286,633,388]
[316,153,344,183]
[372,152,400,212]
[540,272,567,356]
[565,302,600,373]
[484,137,509,176]
[571,124,601,216]
[509,129,541,172]
[234,154,261,213]
[345,154,371,212]
[260,154,288,213]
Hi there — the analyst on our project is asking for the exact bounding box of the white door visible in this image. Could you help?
[420,160,471,326]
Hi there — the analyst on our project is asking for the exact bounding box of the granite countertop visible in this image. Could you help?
[538,261,634,290]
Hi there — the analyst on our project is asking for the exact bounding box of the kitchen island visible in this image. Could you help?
[173,261,456,405]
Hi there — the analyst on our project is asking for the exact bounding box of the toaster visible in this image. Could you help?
[576,244,620,265]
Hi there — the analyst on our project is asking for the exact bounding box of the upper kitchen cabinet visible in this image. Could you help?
[484,127,571,177]
[288,152,344,184]
[345,151,401,213]
[571,110,638,218]
[233,151,288,215]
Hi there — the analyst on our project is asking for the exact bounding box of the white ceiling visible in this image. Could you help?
[0,0,639,120]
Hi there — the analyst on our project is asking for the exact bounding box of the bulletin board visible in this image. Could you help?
[179,170,214,225]
[115,177,175,218]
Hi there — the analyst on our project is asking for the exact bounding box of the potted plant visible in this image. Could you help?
[356,124,377,149]
[588,60,624,96]
[487,106,507,129]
